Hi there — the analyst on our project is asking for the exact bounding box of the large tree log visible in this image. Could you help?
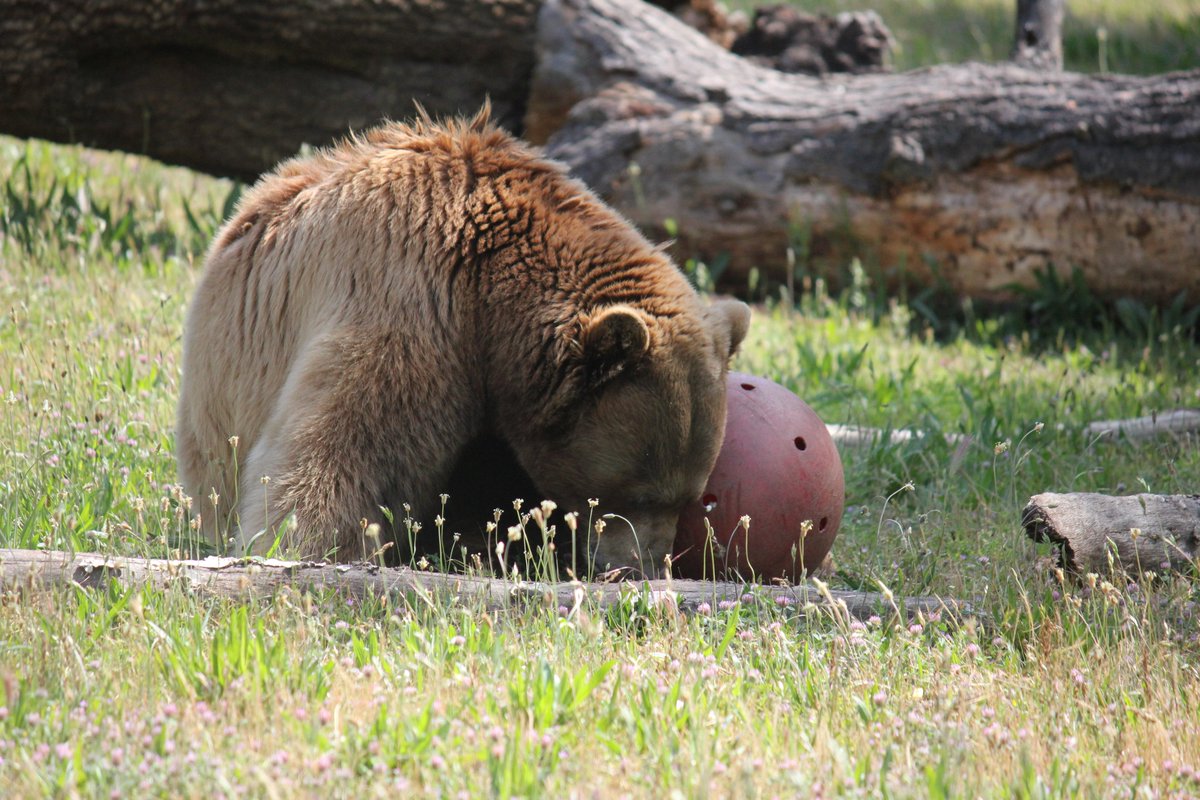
[1,0,1197,302]
[1024,493,1200,575]
[0,0,540,182]
[530,0,1200,303]
[0,549,977,623]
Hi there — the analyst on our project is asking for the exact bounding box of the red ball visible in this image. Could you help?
[672,372,844,582]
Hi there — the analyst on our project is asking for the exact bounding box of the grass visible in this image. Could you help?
[2,127,1200,797]
[730,0,1200,74]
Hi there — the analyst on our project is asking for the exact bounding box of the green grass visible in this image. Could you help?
[2,131,1200,797]
[734,0,1200,74]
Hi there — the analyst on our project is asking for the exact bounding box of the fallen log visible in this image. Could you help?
[0,0,540,181]
[1023,492,1200,575]
[1082,409,1200,443]
[530,0,1200,304]
[0,0,1197,304]
[826,424,967,449]
[0,549,976,624]
[826,409,1200,449]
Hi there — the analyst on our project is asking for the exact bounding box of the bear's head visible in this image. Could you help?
[521,297,750,577]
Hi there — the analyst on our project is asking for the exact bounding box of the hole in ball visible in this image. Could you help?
[819,516,828,532]
[740,383,756,391]
[794,436,807,451]
[702,493,718,512]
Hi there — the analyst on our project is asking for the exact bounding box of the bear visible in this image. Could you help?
[175,107,750,575]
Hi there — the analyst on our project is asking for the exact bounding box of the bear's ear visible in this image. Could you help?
[580,305,651,385]
[709,298,751,359]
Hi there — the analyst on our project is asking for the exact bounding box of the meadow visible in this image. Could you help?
[2,8,1200,791]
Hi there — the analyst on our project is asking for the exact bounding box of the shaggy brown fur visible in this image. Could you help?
[176,107,749,573]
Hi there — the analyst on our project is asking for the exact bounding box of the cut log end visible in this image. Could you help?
[1021,496,1079,570]
[1023,492,1200,576]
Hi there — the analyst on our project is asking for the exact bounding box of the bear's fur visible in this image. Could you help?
[176,108,749,573]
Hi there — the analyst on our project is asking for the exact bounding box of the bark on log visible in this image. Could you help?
[529,0,1200,304]
[0,0,540,182]
[0,549,978,623]
[1023,492,1200,575]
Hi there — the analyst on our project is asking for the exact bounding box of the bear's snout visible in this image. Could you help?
[590,509,681,577]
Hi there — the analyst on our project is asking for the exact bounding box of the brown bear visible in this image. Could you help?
[175,107,749,574]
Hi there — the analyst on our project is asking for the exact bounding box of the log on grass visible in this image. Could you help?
[1023,492,1200,575]
[828,409,1200,450]
[530,0,1200,304]
[0,0,882,181]
[1082,409,1200,443]
[825,423,968,449]
[0,549,977,624]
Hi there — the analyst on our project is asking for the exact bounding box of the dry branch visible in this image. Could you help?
[0,549,977,624]
[1023,492,1200,575]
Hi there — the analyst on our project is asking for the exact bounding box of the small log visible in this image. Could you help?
[1023,492,1200,574]
[0,549,977,624]
[827,409,1200,450]
[1082,409,1200,443]
[825,423,967,449]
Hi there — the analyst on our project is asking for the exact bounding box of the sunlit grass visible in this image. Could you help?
[728,0,1200,74]
[1,134,1199,797]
